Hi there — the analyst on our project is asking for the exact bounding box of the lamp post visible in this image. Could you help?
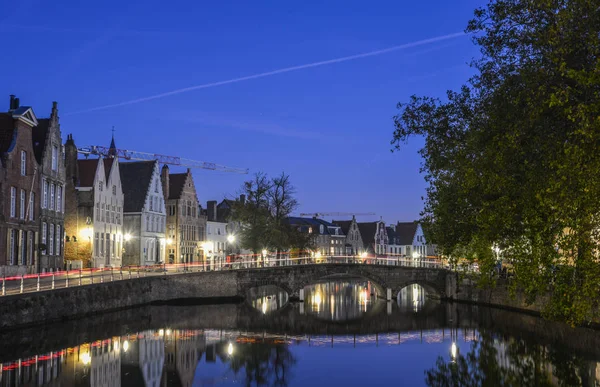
[261,249,267,267]
[227,235,235,269]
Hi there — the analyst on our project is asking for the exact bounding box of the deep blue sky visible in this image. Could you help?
[1,0,484,223]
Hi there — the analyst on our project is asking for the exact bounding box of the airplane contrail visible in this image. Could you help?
[67,31,466,115]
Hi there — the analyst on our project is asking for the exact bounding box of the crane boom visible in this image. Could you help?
[299,212,375,218]
[77,145,249,174]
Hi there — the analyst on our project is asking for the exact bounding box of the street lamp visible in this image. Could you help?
[262,249,267,267]
[227,235,235,243]
[124,233,132,242]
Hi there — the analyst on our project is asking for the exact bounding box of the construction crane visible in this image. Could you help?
[299,212,375,218]
[77,145,248,174]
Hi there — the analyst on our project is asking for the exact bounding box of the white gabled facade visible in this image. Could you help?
[140,163,167,265]
[91,158,124,268]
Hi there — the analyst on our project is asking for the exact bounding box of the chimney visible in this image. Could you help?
[9,95,15,110]
[161,165,170,205]
[239,194,246,204]
[207,200,217,221]
[65,134,79,186]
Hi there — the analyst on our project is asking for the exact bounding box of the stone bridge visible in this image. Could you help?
[234,264,456,299]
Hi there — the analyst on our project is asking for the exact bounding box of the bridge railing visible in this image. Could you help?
[0,255,443,297]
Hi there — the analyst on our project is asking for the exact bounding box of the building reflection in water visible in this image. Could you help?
[0,330,205,387]
[248,285,289,314]
[397,284,427,313]
[304,280,376,321]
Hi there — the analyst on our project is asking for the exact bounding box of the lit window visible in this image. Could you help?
[41,223,47,254]
[42,180,48,208]
[49,224,54,255]
[49,183,55,210]
[56,186,62,212]
[56,225,61,256]
[20,151,26,176]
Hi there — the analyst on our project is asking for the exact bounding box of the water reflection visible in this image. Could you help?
[397,284,429,313]
[248,285,289,314]
[304,280,379,322]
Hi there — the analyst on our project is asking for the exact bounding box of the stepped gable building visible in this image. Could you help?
[119,160,167,266]
[161,166,201,263]
[357,220,388,256]
[0,95,42,275]
[33,101,66,271]
[63,135,124,268]
[332,215,364,256]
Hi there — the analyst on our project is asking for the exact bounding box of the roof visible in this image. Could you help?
[32,118,49,164]
[119,161,156,212]
[77,159,100,187]
[387,226,399,245]
[103,158,115,182]
[357,222,378,245]
[168,173,187,199]
[0,113,15,153]
[332,220,352,235]
[286,217,344,235]
[396,222,419,245]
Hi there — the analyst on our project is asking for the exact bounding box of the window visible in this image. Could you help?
[28,192,34,220]
[112,185,116,195]
[20,151,26,176]
[95,233,99,256]
[112,234,116,258]
[320,225,324,234]
[49,224,54,255]
[99,181,103,191]
[51,145,58,171]
[10,187,16,217]
[42,180,48,208]
[155,180,159,193]
[28,231,33,265]
[19,189,25,219]
[42,223,47,254]
[147,215,150,231]
[49,183,55,210]
[56,186,62,212]
[95,203,100,220]
[9,229,16,265]
[149,198,153,211]
[56,225,61,256]
[100,233,104,255]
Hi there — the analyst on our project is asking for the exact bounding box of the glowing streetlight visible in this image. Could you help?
[227,235,235,243]
[166,238,173,245]
[262,302,267,314]
[451,342,457,361]
[159,329,165,336]
[315,252,322,259]
[123,340,129,353]
[227,342,234,356]
[262,249,267,257]
[360,252,368,259]
[124,233,132,242]
[81,352,91,365]
[166,329,172,336]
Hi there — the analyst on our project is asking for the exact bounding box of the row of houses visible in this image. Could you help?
[287,216,434,260]
[0,95,235,274]
[0,95,433,274]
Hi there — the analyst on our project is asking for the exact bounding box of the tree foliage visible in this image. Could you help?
[231,172,314,256]
[392,0,600,325]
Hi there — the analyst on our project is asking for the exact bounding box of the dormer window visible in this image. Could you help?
[320,225,324,234]
[112,185,116,195]
[99,181,103,191]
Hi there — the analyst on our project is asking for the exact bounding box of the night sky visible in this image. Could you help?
[1,0,483,223]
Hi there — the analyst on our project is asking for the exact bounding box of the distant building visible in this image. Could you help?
[205,200,229,269]
[63,135,124,268]
[33,101,66,272]
[286,217,345,256]
[161,166,201,264]
[332,216,364,255]
[0,96,42,275]
[119,161,167,266]
[357,220,388,256]
[395,221,428,261]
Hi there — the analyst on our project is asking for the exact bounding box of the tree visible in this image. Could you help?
[392,0,600,325]
[231,172,313,262]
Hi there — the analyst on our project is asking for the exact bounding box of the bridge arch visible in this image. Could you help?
[394,280,446,299]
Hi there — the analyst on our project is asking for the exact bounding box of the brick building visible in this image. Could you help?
[161,166,201,263]
[0,96,42,275]
[33,102,66,271]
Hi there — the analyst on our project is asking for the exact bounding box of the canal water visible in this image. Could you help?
[1,279,600,386]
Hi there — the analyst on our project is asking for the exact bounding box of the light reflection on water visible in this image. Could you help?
[397,283,429,313]
[248,285,288,314]
[303,280,378,321]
